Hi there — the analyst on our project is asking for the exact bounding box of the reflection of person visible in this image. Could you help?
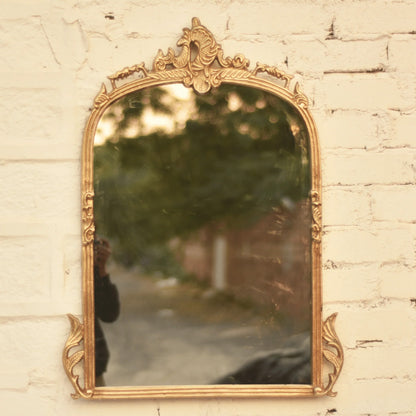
[214,333,310,385]
[94,237,120,387]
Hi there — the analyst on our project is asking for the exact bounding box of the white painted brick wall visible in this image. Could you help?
[1,0,415,414]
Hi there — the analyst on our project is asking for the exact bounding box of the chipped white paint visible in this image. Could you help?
[0,0,415,414]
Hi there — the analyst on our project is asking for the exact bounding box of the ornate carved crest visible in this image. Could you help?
[94,17,306,109]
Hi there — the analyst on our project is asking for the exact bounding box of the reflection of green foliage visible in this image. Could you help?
[100,87,173,141]
[94,84,310,273]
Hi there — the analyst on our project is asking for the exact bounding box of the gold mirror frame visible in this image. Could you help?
[63,17,343,400]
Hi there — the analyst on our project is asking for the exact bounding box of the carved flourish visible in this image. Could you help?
[293,82,309,108]
[93,84,110,109]
[315,313,344,397]
[62,314,92,399]
[82,191,95,246]
[152,17,251,93]
[310,190,322,243]
[108,63,148,89]
[253,63,293,89]
[99,18,310,104]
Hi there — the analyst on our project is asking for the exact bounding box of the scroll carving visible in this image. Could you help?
[108,63,148,89]
[253,63,293,89]
[82,191,95,246]
[293,82,309,108]
[310,190,321,243]
[105,17,306,105]
[152,17,250,93]
[62,314,92,399]
[93,84,110,110]
[315,313,344,397]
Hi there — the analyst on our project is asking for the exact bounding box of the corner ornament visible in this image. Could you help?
[62,314,92,399]
[315,313,344,397]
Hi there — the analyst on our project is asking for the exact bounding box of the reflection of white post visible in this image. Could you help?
[213,235,227,290]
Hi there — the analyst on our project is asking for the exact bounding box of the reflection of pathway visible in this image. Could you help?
[102,264,293,386]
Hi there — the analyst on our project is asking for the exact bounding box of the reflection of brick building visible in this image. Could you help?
[178,200,312,327]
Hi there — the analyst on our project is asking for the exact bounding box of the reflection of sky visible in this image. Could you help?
[95,84,193,146]
[95,84,304,147]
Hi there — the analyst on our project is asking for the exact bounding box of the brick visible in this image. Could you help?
[62,234,82,303]
[323,150,416,186]
[0,87,62,143]
[0,236,50,302]
[317,74,414,110]
[123,6,228,40]
[288,39,387,74]
[0,372,28,390]
[0,301,82,318]
[391,113,416,148]
[346,346,416,380]
[0,162,79,221]
[371,186,416,222]
[334,302,416,348]
[0,19,58,71]
[0,317,69,374]
[2,0,52,19]
[379,265,416,299]
[40,16,87,70]
[323,265,378,303]
[316,110,380,150]
[229,2,332,38]
[335,2,416,38]
[335,378,416,414]
[389,38,416,73]
[0,384,64,416]
[323,228,415,264]
[222,38,288,71]
[323,187,372,226]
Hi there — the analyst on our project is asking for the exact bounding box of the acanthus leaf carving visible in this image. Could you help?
[104,18,308,100]
[310,190,322,243]
[315,313,344,397]
[253,63,293,89]
[93,84,110,109]
[82,191,95,246]
[152,17,251,93]
[62,314,93,399]
[108,63,148,89]
[293,82,309,108]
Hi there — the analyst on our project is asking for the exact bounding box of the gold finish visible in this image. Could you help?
[81,191,95,246]
[252,63,293,89]
[311,190,322,243]
[64,17,343,399]
[314,313,344,397]
[62,314,93,399]
[293,82,309,109]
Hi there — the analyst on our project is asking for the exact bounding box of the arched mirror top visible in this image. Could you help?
[63,17,343,400]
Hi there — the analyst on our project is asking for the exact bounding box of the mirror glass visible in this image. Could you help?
[93,83,312,386]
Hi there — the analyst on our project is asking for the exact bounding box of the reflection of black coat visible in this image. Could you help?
[215,333,310,385]
[94,269,120,377]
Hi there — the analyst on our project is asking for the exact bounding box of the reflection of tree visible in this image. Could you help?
[94,84,310,274]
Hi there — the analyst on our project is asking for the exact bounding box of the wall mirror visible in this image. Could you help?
[63,18,343,399]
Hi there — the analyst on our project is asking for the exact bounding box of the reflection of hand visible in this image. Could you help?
[94,238,111,278]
